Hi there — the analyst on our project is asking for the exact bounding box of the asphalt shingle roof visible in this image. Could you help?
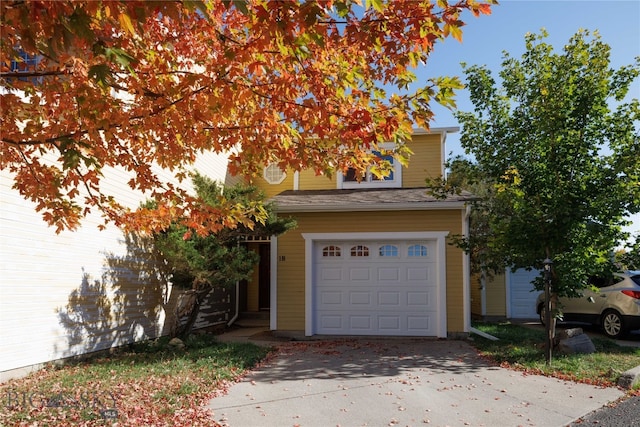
[270,187,476,212]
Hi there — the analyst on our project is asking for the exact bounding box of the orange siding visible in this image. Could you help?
[276,209,466,334]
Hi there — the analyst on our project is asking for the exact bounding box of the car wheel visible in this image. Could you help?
[538,304,546,326]
[601,310,626,339]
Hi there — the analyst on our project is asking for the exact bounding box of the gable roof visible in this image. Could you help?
[271,187,475,213]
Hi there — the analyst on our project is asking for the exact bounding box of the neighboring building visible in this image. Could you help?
[241,127,475,338]
[470,269,541,320]
[0,153,230,382]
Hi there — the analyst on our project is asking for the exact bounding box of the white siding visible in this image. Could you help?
[0,152,229,381]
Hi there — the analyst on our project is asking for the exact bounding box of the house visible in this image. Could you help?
[0,126,473,381]
[470,269,541,320]
[240,127,475,338]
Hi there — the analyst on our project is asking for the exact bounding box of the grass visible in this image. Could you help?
[0,334,271,427]
[471,321,640,389]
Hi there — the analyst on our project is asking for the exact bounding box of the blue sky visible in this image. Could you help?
[417,0,640,239]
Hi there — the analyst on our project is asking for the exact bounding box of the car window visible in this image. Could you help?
[588,276,613,288]
[631,275,640,287]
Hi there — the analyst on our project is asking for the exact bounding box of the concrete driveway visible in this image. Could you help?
[208,338,623,427]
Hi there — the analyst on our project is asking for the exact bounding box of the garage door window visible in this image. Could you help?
[350,245,369,257]
[379,244,399,257]
[408,244,428,257]
[322,245,341,257]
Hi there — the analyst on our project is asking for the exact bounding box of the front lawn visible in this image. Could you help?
[0,334,271,426]
[471,322,640,389]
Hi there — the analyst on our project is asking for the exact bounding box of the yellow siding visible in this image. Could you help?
[276,209,466,334]
[403,134,443,187]
[485,273,507,316]
[298,169,336,190]
[238,132,446,194]
[470,273,483,318]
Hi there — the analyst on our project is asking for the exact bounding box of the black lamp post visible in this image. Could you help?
[543,257,553,364]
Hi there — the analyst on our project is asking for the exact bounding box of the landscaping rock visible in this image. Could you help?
[168,338,186,349]
[618,365,640,389]
[556,328,584,340]
[557,331,596,355]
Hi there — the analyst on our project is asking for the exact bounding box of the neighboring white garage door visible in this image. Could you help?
[313,240,439,336]
[508,269,540,319]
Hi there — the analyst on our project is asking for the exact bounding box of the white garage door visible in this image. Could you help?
[314,240,439,336]
[508,269,540,319]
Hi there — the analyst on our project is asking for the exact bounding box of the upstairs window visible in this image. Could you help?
[263,163,286,184]
[339,145,401,189]
[7,50,42,84]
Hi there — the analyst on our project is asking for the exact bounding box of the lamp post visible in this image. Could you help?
[543,258,553,365]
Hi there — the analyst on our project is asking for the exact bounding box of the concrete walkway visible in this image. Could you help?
[209,333,624,427]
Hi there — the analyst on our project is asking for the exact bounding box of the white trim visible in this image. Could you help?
[463,205,471,332]
[301,231,449,337]
[411,126,459,135]
[336,142,402,190]
[480,272,487,316]
[276,201,468,213]
[505,268,512,319]
[270,236,278,330]
[440,132,447,177]
[263,163,286,185]
[304,236,314,336]
[293,171,299,190]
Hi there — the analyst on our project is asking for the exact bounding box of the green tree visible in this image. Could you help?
[153,174,295,339]
[616,235,640,270]
[455,29,639,360]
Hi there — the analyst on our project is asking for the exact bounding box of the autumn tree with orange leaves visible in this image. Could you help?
[1,0,494,234]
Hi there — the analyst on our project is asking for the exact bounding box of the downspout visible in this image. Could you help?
[463,203,472,333]
[227,239,241,326]
[227,280,240,327]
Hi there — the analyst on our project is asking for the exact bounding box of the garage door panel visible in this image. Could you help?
[319,290,342,305]
[407,267,430,282]
[350,316,373,331]
[378,267,400,281]
[349,291,372,305]
[320,268,342,281]
[378,291,400,306]
[408,315,430,330]
[349,268,370,281]
[407,291,430,307]
[319,315,342,330]
[378,316,400,331]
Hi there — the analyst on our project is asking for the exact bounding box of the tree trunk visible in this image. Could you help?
[175,287,211,340]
